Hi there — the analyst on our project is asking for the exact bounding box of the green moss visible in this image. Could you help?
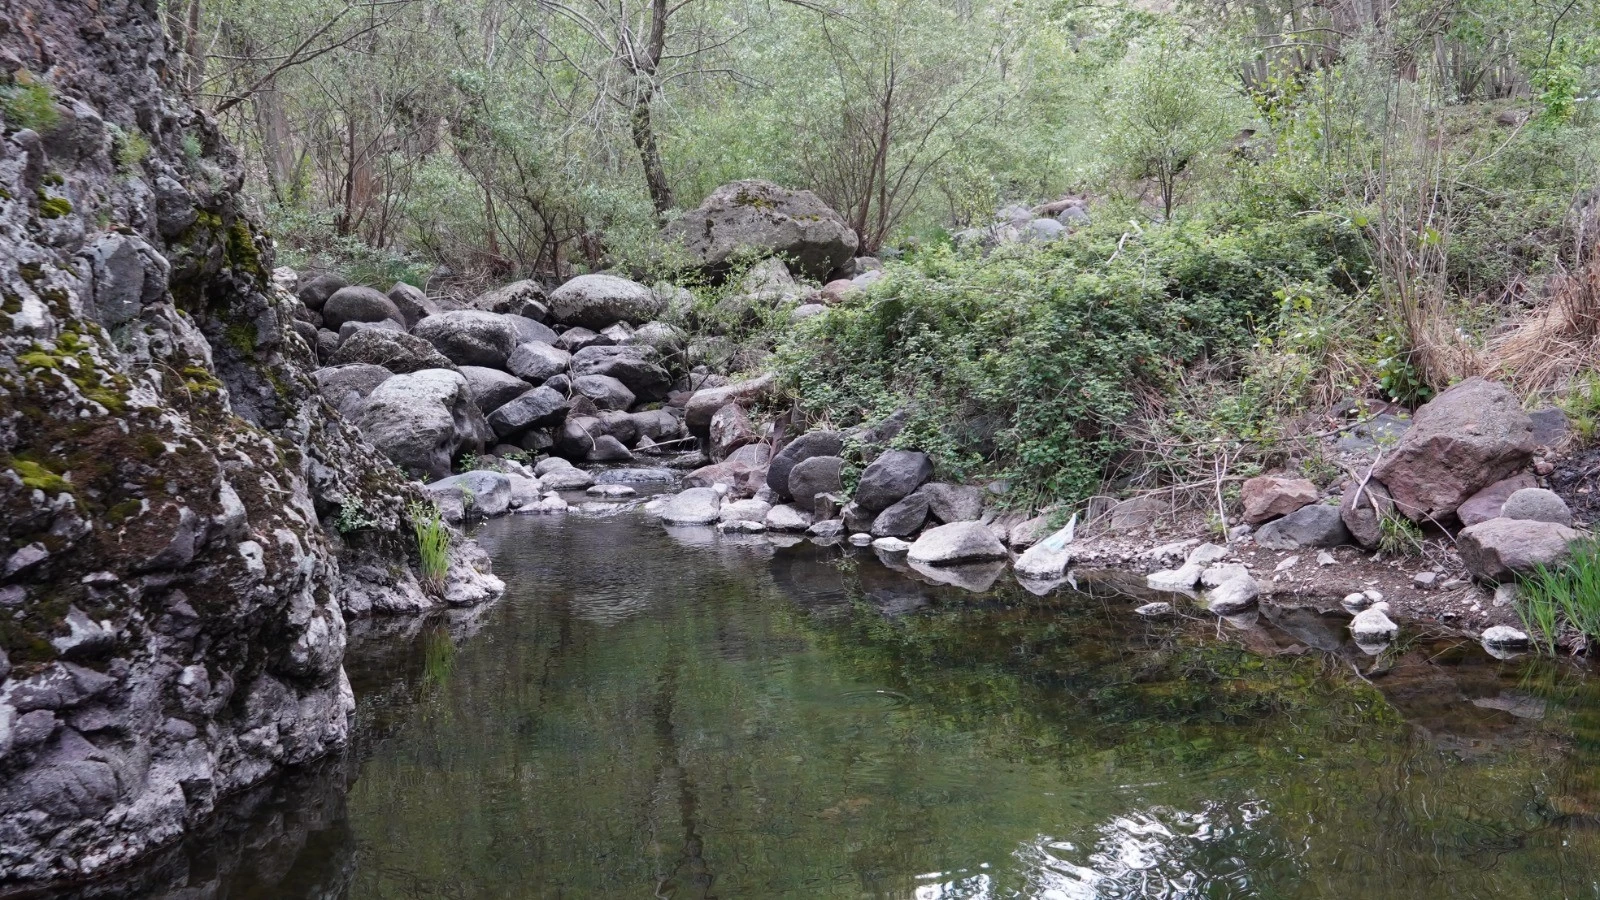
[17,351,57,370]
[37,194,72,219]
[225,322,257,355]
[17,262,42,284]
[41,172,64,187]
[113,128,151,172]
[11,458,71,494]
[2,80,60,133]
[226,219,265,282]
[106,498,142,524]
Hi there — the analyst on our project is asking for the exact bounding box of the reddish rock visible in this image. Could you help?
[1456,474,1538,527]
[1240,475,1319,524]
[1373,378,1534,522]
[1458,518,1579,582]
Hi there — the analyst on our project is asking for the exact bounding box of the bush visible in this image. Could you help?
[774,216,1356,506]
[1517,540,1600,654]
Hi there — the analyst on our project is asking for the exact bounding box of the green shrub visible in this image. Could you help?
[409,500,451,588]
[1,81,59,133]
[1518,540,1600,654]
[335,497,380,533]
[774,216,1354,505]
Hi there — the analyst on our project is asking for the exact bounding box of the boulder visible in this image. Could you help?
[765,504,813,532]
[788,455,844,512]
[505,315,560,346]
[685,374,776,441]
[356,369,483,479]
[312,363,391,419]
[683,460,763,497]
[1350,603,1399,645]
[487,386,568,440]
[767,431,844,497]
[413,310,520,368]
[328,327,458,374]
[424,471,513,519]
[906,522,1009,566]
[720,498,772,525]
[632,408,687,443]
[535,456,576,476]
[548,274,665,329]
[473,279,549,319]
[601,322,636,344]
[1458,518,1579,582]
[388,281,440,328]
[1254,504,1351,550]
[1372,378,1535,522]
[571,345,671,401]
[541,466,596,490]
[460,366,531,416]
[854,450,934,512]
[506,341,572,384]
[918,482,985,523]
[322,285,403,331]
[1339,478,1394,549]
[589,435,634,462]
[556,326,612,353]
[572,374,635,411]
[1501,488,1574,527]
[1457,475,1538,527]
[709,402,760,461]
[660,488,722,525]
[1240,475,1319,524]
[630,321,688,357]
[1013,524,1074,580]
[663,180,858,281]
[870,493,930,538]
[842,501,875,534]
[337,318,403,344]
[297,272,346,311]
[1206,573,1260,615]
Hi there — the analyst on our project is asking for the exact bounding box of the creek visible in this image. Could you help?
[64,506,1600,899]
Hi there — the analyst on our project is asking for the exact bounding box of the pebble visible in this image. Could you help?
[586,484,636,498]
[848,532,872,546]
[1341,592,1373,613]
[1316,551,1336,567]
[1273,556,1300,573]
[1481,625,1530,650]
[1350,602,1399,645]
[872,537,910,553]
[1135,602,1174,618]
[1413,572,1438,589]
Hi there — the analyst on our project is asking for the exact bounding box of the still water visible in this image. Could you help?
[69,508,1600,898]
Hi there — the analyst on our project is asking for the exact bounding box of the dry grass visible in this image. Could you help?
[1491,195,1600,395]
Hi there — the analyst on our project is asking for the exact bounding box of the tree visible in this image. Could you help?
[1103,40,1237,219]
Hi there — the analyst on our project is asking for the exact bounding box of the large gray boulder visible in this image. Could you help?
[548,274,665,330]
[1373,378,1535,522]
[313,363,391,419]
[685,374,776,441]
[356,369,484,479]
[487,386,568,440]
[571,345,671,401]
[506,341,572,384]
[788,455,845,512]
[663,180,859,281]
[327,327,458,374]
[297,272,346,311]
[767,431,845,497]
[659,487,723,525]
[1458,517,1579,581]
[322,285,404,331]
[709,401,760,462]
[473,279,549,319]
[855,450,934,512]
[505,314,560,346]
[460,366,531,415]
[906,522,1009,566]
[919,482,985,523]
[1254,504,1351,550]
[871,493,930,538]
[387,281,441,328]
[424,471,513,519]
[413,310,520,368]
[572,374,635,411]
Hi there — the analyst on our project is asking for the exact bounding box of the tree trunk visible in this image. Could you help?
[631,0,674,218]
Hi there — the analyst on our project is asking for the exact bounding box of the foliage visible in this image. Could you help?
[775,216,1353,505]
[1,79,59,133]
[335,496,380,533]
[1518,540,1600,654]
[409,500,451,588]
[1377,514,1425,558]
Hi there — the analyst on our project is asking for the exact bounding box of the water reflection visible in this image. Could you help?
[47,511,1600,899]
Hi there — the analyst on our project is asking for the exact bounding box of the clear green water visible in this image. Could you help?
[72,511,1600,898]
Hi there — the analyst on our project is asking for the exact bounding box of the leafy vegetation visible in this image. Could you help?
[1518,541,1600,654]
[409,500,450,588]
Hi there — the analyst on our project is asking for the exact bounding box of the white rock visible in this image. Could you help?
[1206,574,1259,615]
[1481,625,1530,650]
[1273,555,1300,573]
[1186,543,1229,567]
[872,537,911,553]
[659,488,721,525]
[1316,550,1336,566]
[587,484,636,498]
[1350,602,1398,645]
[1201,563,1248,588]
[764,504,813,532]
[849,532,873,546]
[906,522,1009,566]
[1341,592,1372,613]
[1135,602,1174,618]
[1147,564,1202,592]
[1015,522,1075,580]
[1363,589,1384,602]
[719,498,772,524]
[717,519,765,533]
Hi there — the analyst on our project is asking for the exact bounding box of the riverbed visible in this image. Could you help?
[62,508,1600,898]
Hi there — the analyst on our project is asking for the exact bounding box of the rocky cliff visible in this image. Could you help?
[0,0,499,885]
